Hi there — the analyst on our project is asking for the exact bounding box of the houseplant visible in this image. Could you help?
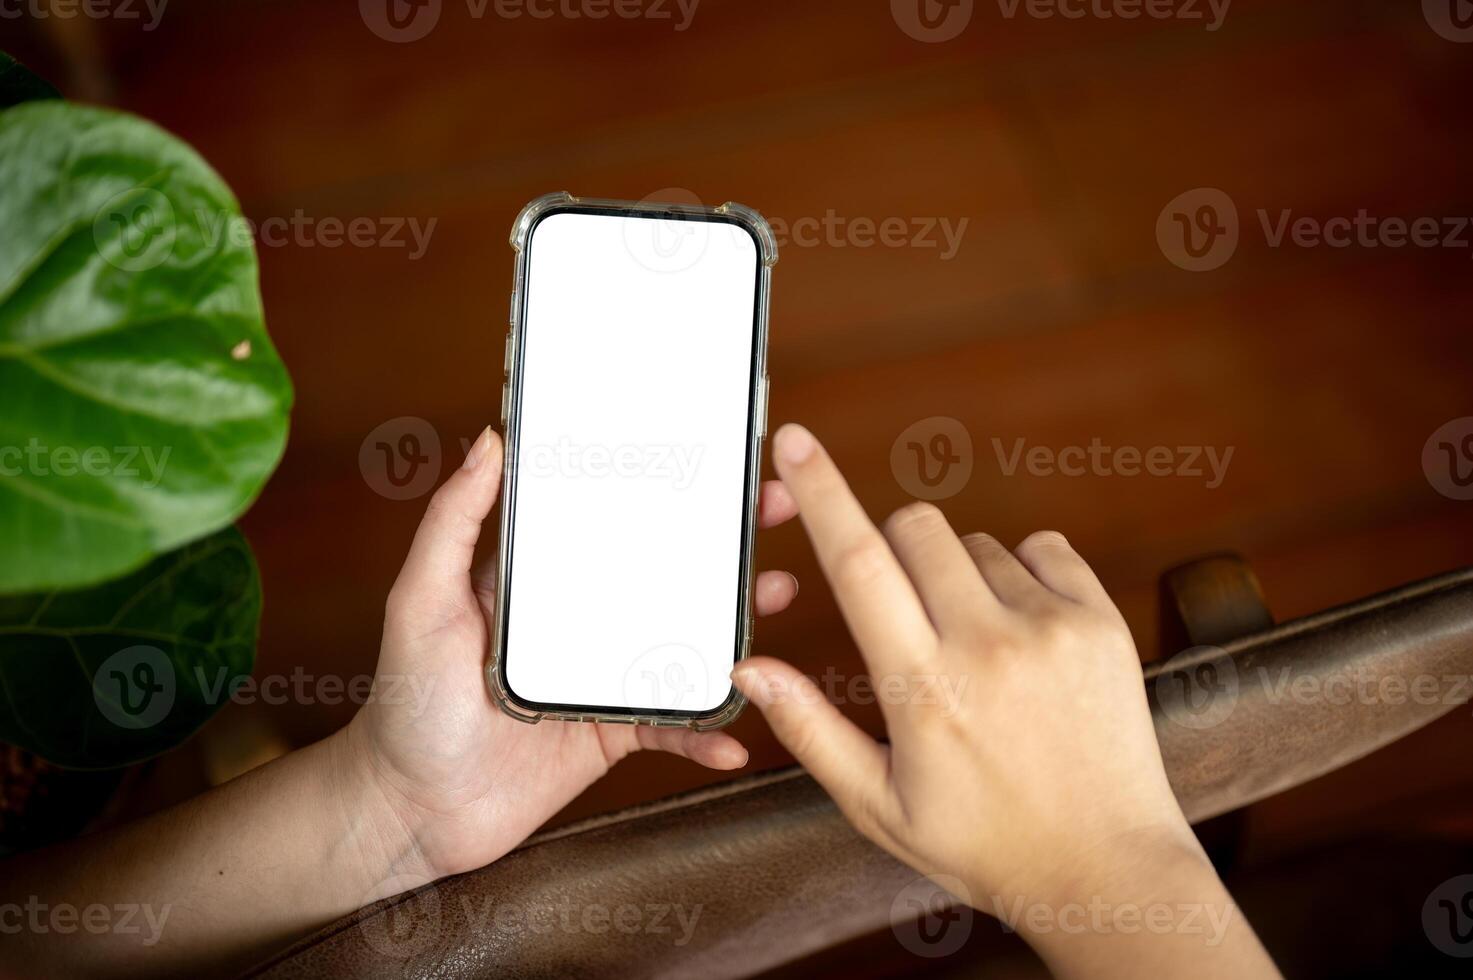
[0,52,292,842]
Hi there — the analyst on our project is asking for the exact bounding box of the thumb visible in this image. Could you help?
[392,426,504,606]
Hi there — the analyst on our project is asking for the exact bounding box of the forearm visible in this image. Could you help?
[1002,837,1280,980]
[0,728,421,977]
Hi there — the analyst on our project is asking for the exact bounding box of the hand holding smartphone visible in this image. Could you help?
[488,193,776,729]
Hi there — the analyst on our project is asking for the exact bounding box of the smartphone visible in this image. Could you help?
[487,193,776,729]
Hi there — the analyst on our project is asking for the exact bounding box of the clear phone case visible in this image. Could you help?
[486,192,778,731]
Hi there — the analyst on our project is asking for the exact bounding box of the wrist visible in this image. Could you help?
[967,822,1213,928]
[1028,823,1213,911]
[984,825,1237,965]
[322,722,438,899]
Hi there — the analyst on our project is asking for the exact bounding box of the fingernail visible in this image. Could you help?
[464,426,493,470]
[788,572,800,598]
[775,424,815,466]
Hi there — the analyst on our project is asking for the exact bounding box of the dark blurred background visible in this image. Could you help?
[6,0,1473,974]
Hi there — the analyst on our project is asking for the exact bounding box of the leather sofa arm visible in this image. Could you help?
[250,568,1473,979]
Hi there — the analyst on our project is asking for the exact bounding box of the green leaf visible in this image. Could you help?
[0,526,259,769]
[0,52,60,109]
[0,101,292,592]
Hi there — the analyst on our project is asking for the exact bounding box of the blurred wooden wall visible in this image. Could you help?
[9,0,1472,857]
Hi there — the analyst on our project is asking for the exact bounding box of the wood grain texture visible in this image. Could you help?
[7,0,1469,855]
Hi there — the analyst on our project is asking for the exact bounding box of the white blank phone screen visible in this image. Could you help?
[503,210,761,715]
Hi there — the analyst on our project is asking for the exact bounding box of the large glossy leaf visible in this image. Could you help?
[0,102,292,593]
[0,526,258,768]
[0,52,59,109]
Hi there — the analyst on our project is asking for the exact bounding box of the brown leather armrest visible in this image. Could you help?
[1150,568,1473,822]
[250,568,1473,979]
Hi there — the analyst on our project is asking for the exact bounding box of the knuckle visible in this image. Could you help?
[907,693,950,730]
[832,538,892,591]
[885,501,944,537]
[961,531,1008,561]
[983,628,1023,658]
[1018,529,1070,557]
[1032,607,1080,647]
[1085,607,1132,643]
